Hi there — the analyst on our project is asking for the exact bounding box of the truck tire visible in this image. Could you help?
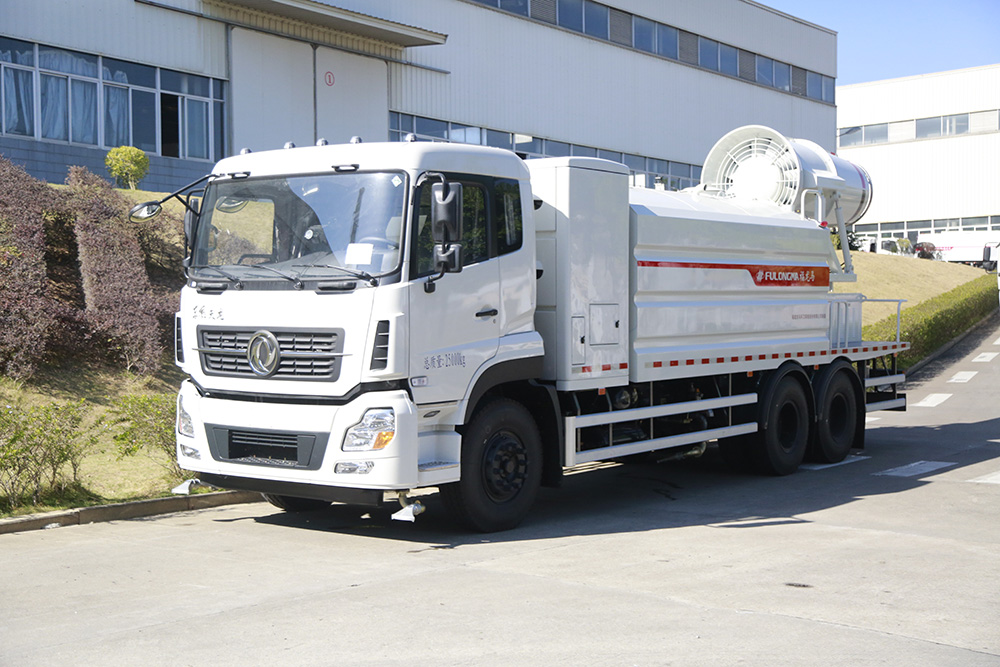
[753,375,809,476]
[441,398,542,532]
[810,364,861,463]
[261,494,331,512]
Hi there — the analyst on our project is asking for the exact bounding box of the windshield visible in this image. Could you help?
[192,171,407,285]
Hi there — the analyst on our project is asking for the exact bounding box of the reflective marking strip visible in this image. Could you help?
[643,342,909,371]
[948,371,978,383]
[875,461,956,477]
[972,352,998,363]
[912,393,951,407]
[800,455,870,471]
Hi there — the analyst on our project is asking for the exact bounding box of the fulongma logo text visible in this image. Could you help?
[247,331,281,377]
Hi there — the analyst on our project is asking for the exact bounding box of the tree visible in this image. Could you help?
[105,146,149,190]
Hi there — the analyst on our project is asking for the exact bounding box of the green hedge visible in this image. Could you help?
[863,273,998,370]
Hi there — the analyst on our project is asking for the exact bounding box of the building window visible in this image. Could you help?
[756,56,774,87]
[0,38,225,162]
[719,43,738,77]
[633,16,655,53]
[862,123,888,145]
[773,61,791,91]
[583,1,609,39]
[698,38,719,71]
[557,0,583,32]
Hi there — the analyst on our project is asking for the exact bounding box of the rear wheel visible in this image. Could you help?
[753,375,809,476]
[811,367,860,463]
[261,494,331,512]
[441,398,542,532]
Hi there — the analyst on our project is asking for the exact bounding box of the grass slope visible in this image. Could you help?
[835,252,985,325]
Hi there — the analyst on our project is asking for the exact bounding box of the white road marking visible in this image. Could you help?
[970,470,1000,484]
[972,352,998,363]
[912,393,952,407]
[801,455,870,471]
[994,336,1000,346]
[875,460,956,477]
[947,371,978,383]
[865,416,880,423]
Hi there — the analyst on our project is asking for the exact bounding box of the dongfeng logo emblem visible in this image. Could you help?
[247,331,281,377]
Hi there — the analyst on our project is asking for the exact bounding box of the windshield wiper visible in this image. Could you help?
[294,259,378,287]
[246,264,304,289]
[190,265,244,289]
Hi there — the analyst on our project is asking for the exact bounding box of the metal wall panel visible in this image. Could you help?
[3,0,227,76]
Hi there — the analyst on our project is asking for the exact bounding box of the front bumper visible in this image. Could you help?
[176,380,419,493]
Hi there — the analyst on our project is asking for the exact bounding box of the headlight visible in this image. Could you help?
[177,394,195,438]
[343,408,395,451]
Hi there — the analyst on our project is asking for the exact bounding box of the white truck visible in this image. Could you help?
[132,125,908,531]
[915,230,1000,265]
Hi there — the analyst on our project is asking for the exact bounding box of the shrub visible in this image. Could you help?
[105,146,149,190]
[0,400,93,510]
[109,393,185,481]
[66,167,166,375]
[0,157,61,378]
[863,273,998,370]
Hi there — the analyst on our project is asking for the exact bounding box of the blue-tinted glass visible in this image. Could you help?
[397,114,414,133]
[698,38,718,70]
[598,149,622,162]
[647,158,668,174]
[415,116,447,140]
[838,127,862,148]
[161,69,211,97]
[389,112,400,131]
[103,57,156,88]
[546,140,570,157]
[71,79,98,145]
[39,46,98,77]
[806,71,822,99]
[132,90,157,152]
[863,123,887,145]
[720,44,738,76]
[633,16,655,53]
[499,0,528,16]
[822,75,835,103]
[515,134,543,154]
[41,74,69,141]
[623,154,645,170]
[583,1,608,39]
[773,62,790,91]
[571,145,597,157]
[187,98,209,159]
[104,85,129,147]
[756,56,773,86]
[558,0,583,32]
[669,162,691,178]
[656,24,678,58]
[213,78,227,100]
[213,100,225,159]
[4,68,34,135]
[0,37,34,66]
[486,129,512,150]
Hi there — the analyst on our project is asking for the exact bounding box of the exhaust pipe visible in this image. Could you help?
[391,491,426,522]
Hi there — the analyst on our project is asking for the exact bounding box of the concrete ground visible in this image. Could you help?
[2,317,999,666]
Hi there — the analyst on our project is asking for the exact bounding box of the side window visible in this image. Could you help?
[494,178,522,255]
[411,180,490,278]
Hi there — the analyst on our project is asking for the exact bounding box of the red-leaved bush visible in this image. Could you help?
[0,157,61,378]
[66,167,168,375]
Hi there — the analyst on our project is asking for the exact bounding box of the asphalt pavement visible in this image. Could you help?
[2,315,999,666]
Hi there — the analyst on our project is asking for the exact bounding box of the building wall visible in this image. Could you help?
[2,0,837,191]
[837,65,1000,245]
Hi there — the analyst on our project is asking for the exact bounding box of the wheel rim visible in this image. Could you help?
[481,430,528,503]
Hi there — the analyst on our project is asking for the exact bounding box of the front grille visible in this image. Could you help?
[205,425,328,470]
[198,327,344,380]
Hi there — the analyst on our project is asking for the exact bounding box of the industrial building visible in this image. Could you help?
[836,64,1000,249]
[2,0,837,191]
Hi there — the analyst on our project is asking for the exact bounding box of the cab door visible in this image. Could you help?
[408,178,500,405]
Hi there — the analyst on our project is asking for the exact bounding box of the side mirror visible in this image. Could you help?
[430,182,463,244]
[128,201,162,223]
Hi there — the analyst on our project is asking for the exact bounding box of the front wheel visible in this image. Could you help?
[440,398,542,532]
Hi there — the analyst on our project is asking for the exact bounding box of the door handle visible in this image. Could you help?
[476,308,499,318]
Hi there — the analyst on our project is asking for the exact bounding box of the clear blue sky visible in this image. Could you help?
[761,1,1000,85]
